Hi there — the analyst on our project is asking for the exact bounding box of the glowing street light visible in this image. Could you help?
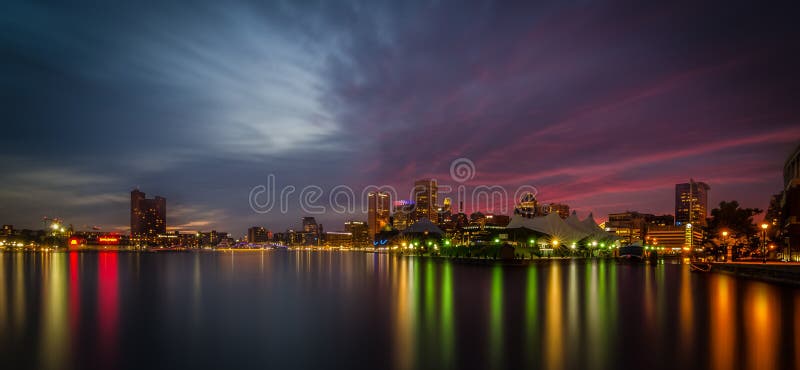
[761,223,769,264]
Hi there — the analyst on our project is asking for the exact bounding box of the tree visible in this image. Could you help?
[706,200,762,239]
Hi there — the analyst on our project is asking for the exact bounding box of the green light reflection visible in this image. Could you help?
[489,266,504,368]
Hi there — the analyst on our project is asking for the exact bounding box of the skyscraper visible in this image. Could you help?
[301,217,320,246]
[344,220,369,246]
[413,179,438,223]
[247,226,268,243]
[675,180,710,226]
[130,189,166,241]
[368,191,391,240]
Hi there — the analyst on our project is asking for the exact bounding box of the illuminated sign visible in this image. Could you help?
[393,200,415,207]
[69,238,79,246]
[98,236,119,245]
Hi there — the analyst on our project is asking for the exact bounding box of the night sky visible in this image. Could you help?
[2,0,799,236]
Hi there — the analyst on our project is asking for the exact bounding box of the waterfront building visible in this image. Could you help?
[413,179,438,224]
[675,180,710,227]
[199,230,230,246]
[0,225,12,237]
[782,144,800,260]
[344,220,369,247]
[247,226,269,243]
[130,189,166,242]
[485,214,511,227]
[302,217,319,234]
[368,191,391,240]
[605,211,650,244]
[505,212,612,249]
[301,217,321,246]
[391,201,414,231]
[646,225,691,251]
[323,231,353,248]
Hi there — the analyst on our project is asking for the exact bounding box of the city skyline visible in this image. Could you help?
[3,1,800,234]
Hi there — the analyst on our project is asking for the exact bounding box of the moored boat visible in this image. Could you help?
[690,261,712,272]
[618,242,644,262]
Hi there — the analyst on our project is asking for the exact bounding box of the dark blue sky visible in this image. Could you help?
[2,0,799,236]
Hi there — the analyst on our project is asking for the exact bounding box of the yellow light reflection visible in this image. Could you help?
[678,264,694,358]
[709,275,736,370]
[13,252,25,334]
[39,252,69,370]
[0,252,7,333]
[545,264,563,370]
[745,284,779,370]
[584,261,605,370]
[567,262,578,346]
[796,294,800,370]
[393,257,416,370]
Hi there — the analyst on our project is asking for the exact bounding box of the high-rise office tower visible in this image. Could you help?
[344,220,369,246]
[675,180,710,226]
[368,191,391,240]
[413,179,438,223]
[247,226,268,243]
[130,189,166,240]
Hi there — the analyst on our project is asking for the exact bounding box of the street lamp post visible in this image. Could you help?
[722,230,729,262]
[761,223,769,264]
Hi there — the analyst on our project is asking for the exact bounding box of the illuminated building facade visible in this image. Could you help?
[514,192,539,218]
[247,226,269,243]
[675,180,710,227]
[782,144,800,259]
[392,200,414,231]
[368,191,391,240]
[606,211,650,244]
[0,225,12,237]
[199,230,230,246]
[323,231,353,248]
[130,189,166,242]
[413,179,438,223]
[646,225,692,251]
[301,217,321,246]
[344,220,369,246]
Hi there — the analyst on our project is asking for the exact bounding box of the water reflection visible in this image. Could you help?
[489,266,504,368]
[14,252,26,334]
[710,274,736,370]
[744,283,779,370]
[97,252,119,367]
[39,252,69,370]
[525,266,539,368]
[0,252,797,370]
[0,253,6,334]
[545,263,564,370]
[679,263,694,357]
[439,263,455,370]
[393,256,414,370]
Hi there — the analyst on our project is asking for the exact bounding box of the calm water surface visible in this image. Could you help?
[0,251,798,370]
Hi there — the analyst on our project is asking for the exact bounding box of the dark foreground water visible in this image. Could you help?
[0,251,798,370]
